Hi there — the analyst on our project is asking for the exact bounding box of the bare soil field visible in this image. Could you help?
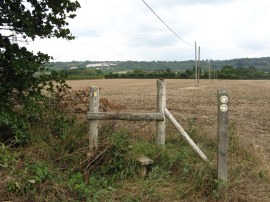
[66,79,270,165]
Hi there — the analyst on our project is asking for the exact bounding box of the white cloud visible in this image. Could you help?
[24,0,270,61]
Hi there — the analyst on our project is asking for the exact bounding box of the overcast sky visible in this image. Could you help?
[26,0,270,62]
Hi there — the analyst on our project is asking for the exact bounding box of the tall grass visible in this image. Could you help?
[0,109,269,201]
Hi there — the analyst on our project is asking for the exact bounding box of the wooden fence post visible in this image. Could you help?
[157,79,166,145]
[89,86,99,151]
[217,89,229,184]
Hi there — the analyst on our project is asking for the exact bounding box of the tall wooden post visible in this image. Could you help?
[195,41,198,87]
[213,65,216,81]
[198,46,200,86]
[208,60,211,82]
[217,89,229,184]
[89,86,99,151]
[157,79,166,145]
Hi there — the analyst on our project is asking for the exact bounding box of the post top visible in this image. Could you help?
[136,155,154,166]
[218,88,227,94]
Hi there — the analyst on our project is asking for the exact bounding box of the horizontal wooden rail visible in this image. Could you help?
[87,112,165,121]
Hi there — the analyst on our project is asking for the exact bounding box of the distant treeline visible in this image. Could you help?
[47,57,270,72]
[60,66,270,80]
[105,66,269,79]
[59,68,104,80]
[217,65,269,79]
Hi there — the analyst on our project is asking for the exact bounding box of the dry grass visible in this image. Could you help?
[67,79,270,161]
[65,78,270,200]
[1,79,269,201]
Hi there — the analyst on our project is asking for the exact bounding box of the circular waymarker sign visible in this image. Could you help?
[220,104,228,112]
[220,96,228,104]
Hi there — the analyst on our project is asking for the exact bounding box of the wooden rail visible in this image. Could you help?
[87,112,164,121]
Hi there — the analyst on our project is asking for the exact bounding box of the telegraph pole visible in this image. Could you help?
[195,41,198,87]
[214,65,216,80]
[208,59,211,82]
[198,46,200,86]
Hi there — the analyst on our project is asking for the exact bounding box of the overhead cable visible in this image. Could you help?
[140,0,193,47]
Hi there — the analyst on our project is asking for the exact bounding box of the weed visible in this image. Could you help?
[93,131,138,180]
[4,162,51,199]
[0,143,18,169]
[212,179,227,199]
[26,162,51,184]
[67,172,91,199]
[186,117,198,137]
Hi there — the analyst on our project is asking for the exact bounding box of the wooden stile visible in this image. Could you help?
[87,79,208,163]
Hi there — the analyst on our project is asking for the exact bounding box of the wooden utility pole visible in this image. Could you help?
[195,41,198,87]
[198,46,200,86]
[213,65,216,81]
[214,64,217,80]
[208,60,211,82]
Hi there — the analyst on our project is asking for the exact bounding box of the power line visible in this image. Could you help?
[140,0,193,47]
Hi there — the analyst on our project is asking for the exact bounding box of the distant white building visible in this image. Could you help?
[69,66,78,70]
[86,62,117,69]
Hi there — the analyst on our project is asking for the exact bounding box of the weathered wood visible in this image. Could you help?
[87,112,164,121]
[157,79,166,145]
[88,86,99,151]
[136,155,153,177]
[217,89,229,183]
[164,108,208,162]
[136,156,154,166]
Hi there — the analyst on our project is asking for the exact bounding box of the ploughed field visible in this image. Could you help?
[66,79,270,163]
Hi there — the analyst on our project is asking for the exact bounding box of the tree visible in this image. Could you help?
[0,0,80,143]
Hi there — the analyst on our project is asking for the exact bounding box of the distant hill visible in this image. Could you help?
[46,57,270,72]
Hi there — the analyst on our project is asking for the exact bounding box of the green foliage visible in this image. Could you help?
[26,163,51,184]
[105,69,179,79]
[0,143,17,168]
[6,162,51,196]
[49,112,76,139]
[67,172,91,199]
[60,68,104,79]
[47,58,270,73]
[99,131,137,180]
[217,65,268,79]
[212,179,227,199]
[45,58,270,80]
[0,0,80,40]
[1,117,269,201]
[0,0,80,143]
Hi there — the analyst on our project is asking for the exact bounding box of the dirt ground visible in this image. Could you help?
[66,79,270,165]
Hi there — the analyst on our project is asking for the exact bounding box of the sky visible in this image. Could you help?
[25,0,270,62]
